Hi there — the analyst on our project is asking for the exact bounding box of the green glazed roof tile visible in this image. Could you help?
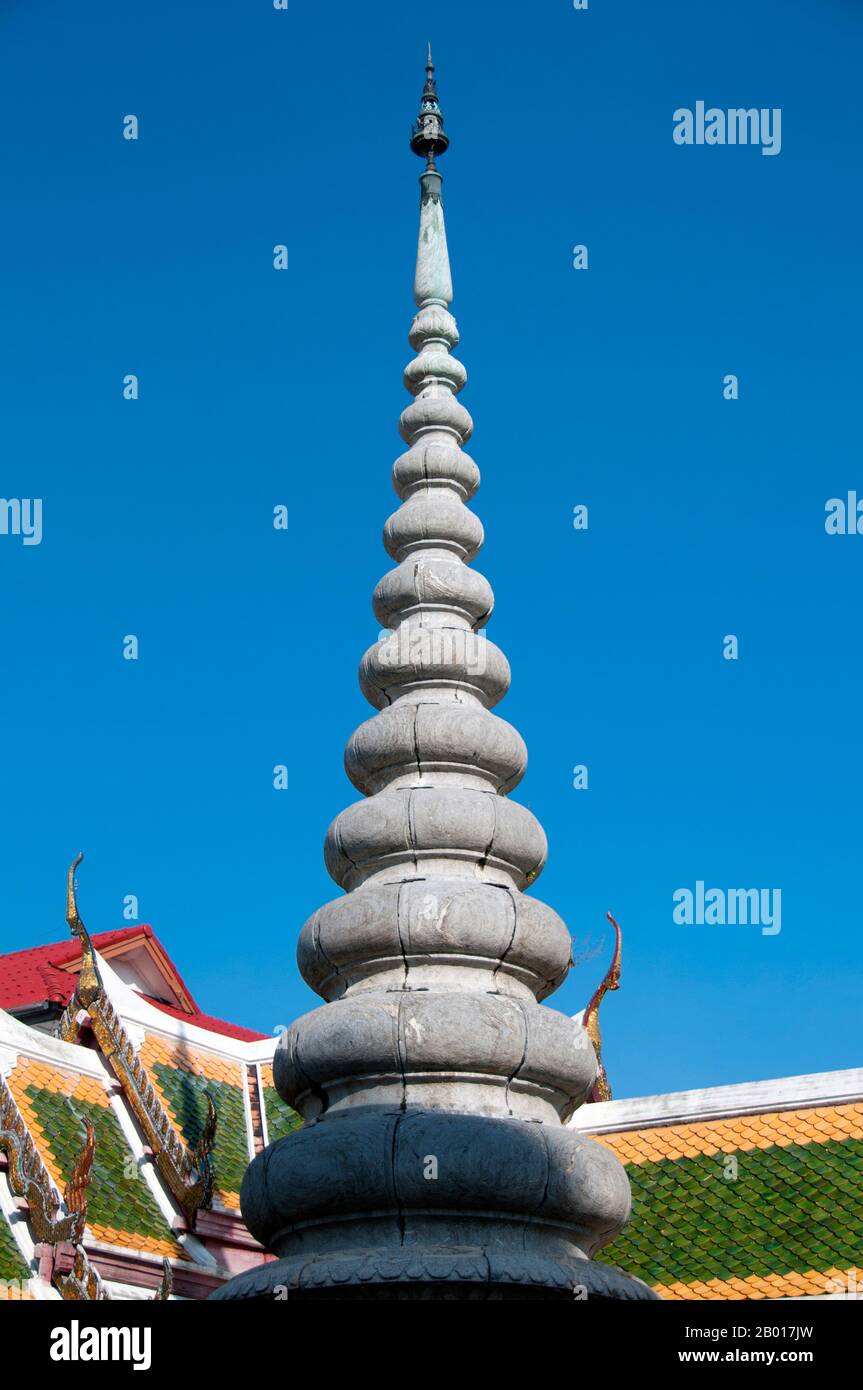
[26,1083,178,1249]
[151,1063,249,1199]
[600,1135,863,1289]
[262,1085,303,1144]
[0,1209,30,1285]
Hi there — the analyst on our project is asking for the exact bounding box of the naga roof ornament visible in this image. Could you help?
[153,1257,173,1301]
[0,1077,94,1246]
[59,855,217,1228]
[0,1070,106,1298]
[56,1244,109,1302]
[583,912,623,1103]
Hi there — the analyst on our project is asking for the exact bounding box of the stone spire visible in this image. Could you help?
[214,53,656,1302]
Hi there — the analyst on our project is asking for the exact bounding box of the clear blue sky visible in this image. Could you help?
[1,0,860,1097]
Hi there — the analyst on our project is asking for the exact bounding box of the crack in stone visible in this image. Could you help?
[476,794,498,875]
[394,1002,409,1115]
[311,908,348,998]
[411,704,423,783]
[528,1124,553,1229]
[390,1112,407,1245]
[503,998,530,1118]
[291,1027,329,1119]
[406,789,419,873]
[492,886,520,988]
[335,822,363,877]
[395,880,410,989]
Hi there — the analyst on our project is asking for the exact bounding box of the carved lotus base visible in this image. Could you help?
[210,1248,659,1301]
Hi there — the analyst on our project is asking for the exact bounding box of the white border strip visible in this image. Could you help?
[569,1067,863,1134]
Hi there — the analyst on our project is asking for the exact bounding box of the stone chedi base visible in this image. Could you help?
[213,54,657,1301]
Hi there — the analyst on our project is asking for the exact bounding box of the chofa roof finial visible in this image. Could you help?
[583,912,623,1102]
[66,852,102,1009]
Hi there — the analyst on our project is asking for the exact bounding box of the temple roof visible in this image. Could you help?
[0,920,297,1300]
[2,913,859,1300]
[572,1070,863,1300]
[0,926,266,1042]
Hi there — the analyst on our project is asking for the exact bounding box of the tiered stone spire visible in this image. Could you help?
[215,52,656,1301]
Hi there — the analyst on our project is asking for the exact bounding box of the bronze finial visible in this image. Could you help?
[583,912,622,1103]
[410,44,449,167]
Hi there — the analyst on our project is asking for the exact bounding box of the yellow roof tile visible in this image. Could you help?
[586,1101,863,1166]
[658,1267,857,1301]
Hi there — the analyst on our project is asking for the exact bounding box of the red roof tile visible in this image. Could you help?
[0,933,130,1009]
[0,927,266,1042]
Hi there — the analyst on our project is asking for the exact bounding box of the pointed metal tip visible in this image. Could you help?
[410,40,448,163]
